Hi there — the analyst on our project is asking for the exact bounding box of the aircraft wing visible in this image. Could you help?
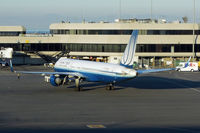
[136,68,175,75]
[14,71,84,77]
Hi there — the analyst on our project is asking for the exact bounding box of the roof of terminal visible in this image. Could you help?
[49,22,199,30]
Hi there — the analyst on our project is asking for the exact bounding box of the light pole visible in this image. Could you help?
[151,0,153,21]
[192,0,196,61]
[119,0,121,20]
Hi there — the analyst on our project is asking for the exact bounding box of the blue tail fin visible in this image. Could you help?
[120,30,138,68]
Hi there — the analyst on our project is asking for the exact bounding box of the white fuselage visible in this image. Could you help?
[54,57,137,83]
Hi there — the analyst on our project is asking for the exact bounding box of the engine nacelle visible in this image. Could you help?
[49,75,72,86]
[50,75,63,86]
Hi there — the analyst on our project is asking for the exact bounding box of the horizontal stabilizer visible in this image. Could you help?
[137,68,175,75]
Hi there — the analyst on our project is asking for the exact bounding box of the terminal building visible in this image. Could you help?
[0,19,200,67]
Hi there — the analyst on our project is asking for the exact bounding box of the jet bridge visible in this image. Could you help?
[24,49,70,65]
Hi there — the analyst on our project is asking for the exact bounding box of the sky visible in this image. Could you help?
[0,0,199,30]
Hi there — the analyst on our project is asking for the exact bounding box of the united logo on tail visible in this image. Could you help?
[120,30,138,68]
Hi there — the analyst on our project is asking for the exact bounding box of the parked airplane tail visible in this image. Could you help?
[120,30,138,68]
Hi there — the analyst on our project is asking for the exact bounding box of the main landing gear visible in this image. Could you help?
[106,83,115,90]
[74,78,82,91]
[74,79,116,91]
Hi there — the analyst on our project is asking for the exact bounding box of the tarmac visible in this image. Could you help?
[1,66,200,133]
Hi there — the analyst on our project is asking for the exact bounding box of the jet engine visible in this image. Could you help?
[50,75,64,86]
[49,75,72,86]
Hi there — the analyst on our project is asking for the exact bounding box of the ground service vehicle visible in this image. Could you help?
[176,62,198,72]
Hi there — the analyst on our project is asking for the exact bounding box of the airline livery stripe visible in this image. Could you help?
[54,67,133,78]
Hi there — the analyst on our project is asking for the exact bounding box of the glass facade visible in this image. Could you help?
[0,31,25,36]
[1,43,199,53]
[0,43,125,52]
[50,29,200,35]
[174,44,192,52]
[136,44,171,52]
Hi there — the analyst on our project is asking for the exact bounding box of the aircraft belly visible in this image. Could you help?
[96,75,132,83]
[97,75,115,83]
[54,67,131,83]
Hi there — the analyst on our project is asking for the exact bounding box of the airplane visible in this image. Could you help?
[11,30,173,91]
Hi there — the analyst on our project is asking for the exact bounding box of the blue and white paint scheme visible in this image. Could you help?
[120,30,138,68]
[13,30,173,91]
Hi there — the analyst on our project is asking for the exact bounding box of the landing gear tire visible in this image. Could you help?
[75,86,82,91]
[75,78,82,91]
[106,83,114,90]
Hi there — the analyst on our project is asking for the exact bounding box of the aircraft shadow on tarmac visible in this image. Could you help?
[66,76,200,91]
[1,127,200,133]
